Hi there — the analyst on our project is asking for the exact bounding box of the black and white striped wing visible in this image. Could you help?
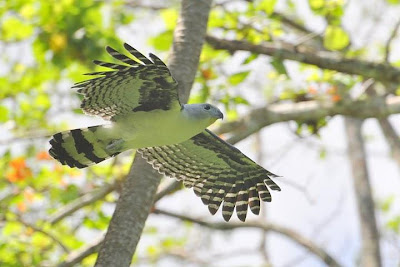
[138,129,281,222]
[73,43,180,121]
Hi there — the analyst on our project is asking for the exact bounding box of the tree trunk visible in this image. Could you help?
[94,0,213,266]
[344,117,381,267]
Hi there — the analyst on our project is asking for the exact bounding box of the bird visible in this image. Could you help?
[49,43,281,222]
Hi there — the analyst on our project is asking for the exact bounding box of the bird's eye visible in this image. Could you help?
[204,105,211,110]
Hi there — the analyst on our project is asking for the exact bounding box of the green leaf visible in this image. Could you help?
[2,221,23,236]
[35,94,51,109]
[308,0,325,11]
[380,195,395,212]
[258,0,278,15]
[242,53,258,65]
[19,4,37,19]
[232,96,249,105]
[323,25,350,50]
[149,30,173,51]
[319,147,327,159]
[228,71,250,85]
[146,245,159,256]
[270,58,288,76]
[0,106,9,123]
[386,0,400,4]
[1,16,34,41]
[386,215,400,233]
[161,9,178,30]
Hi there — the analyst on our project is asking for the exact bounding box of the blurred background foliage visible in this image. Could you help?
[1,0,400,266]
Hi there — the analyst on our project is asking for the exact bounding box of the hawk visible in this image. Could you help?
[49,43,281,222]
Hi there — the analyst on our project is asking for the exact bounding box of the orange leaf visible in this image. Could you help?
[201,69,213,80]
[10,157,27,169]
[308,86,318,95]
[7,157,32,182]
[36,151,51,160]
[17,202,27,212]
[6,168,31,182]
[6,169,19,182]
[331,94,342,102]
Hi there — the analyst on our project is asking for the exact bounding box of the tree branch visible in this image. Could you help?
[364,84,400,171]
[153,208,342,267]
[384,18,400,63]
[58,236,103,267]
[205,36,400,85]
[215,96,400,144]
[270,11,324,47]
[94,1,213,266]
[16,217,70,253]
[95,156,161,267]
[154,180,183,202]
[377,118,400,170]
[344,118,382,267]
[49,182,117,225]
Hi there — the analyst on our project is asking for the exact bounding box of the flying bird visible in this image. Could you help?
[49,43,281,222]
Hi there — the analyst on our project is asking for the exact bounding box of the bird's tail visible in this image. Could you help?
[49,125,123,168]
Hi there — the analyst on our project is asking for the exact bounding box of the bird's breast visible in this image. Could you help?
[112,109,209,148]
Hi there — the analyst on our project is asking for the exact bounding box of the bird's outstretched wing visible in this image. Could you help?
[138,129,281,222]
[73,43,180,121]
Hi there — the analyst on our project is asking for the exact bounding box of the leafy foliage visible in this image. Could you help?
[1,0,399,266]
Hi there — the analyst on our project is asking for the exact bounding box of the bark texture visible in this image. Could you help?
[206,36,400,85]
[344,118,382,267]
[216,96,400,144]
[378,118,400,169]
[94,0,213,266]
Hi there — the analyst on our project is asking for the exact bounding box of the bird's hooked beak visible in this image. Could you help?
[217,110,224,120]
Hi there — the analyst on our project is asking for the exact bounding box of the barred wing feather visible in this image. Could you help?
[73,43,181,121]
[138,129,281,222]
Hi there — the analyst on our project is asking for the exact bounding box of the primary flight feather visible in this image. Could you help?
[49,43,281,222]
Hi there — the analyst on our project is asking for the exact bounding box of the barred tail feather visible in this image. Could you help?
[49,125,121,168]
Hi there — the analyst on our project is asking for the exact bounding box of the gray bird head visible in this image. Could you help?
[182,103,223,121]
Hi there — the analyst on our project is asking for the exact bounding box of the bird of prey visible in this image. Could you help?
[49,43,281,222]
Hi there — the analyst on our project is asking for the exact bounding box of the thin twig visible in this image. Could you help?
[384,18,400,62]
[58,235,104,267]
[153,208,342,267]
[16,216,70,253]
[48,182,118,224]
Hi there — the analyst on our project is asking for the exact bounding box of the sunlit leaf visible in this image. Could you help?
[1,16,34,41]
[380,195,395,212]
[149,30,173,51]
[34,94,51,109]
[228,71,250,85]
[161,9,178,30]
[323,25,349,50]
[386,215,400,233]
[19,4,37,19]
[0,106,9,122]
[242,53,258,65]
[232,96,249,105]
[259,0,278,15]
[309,0,324,11]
